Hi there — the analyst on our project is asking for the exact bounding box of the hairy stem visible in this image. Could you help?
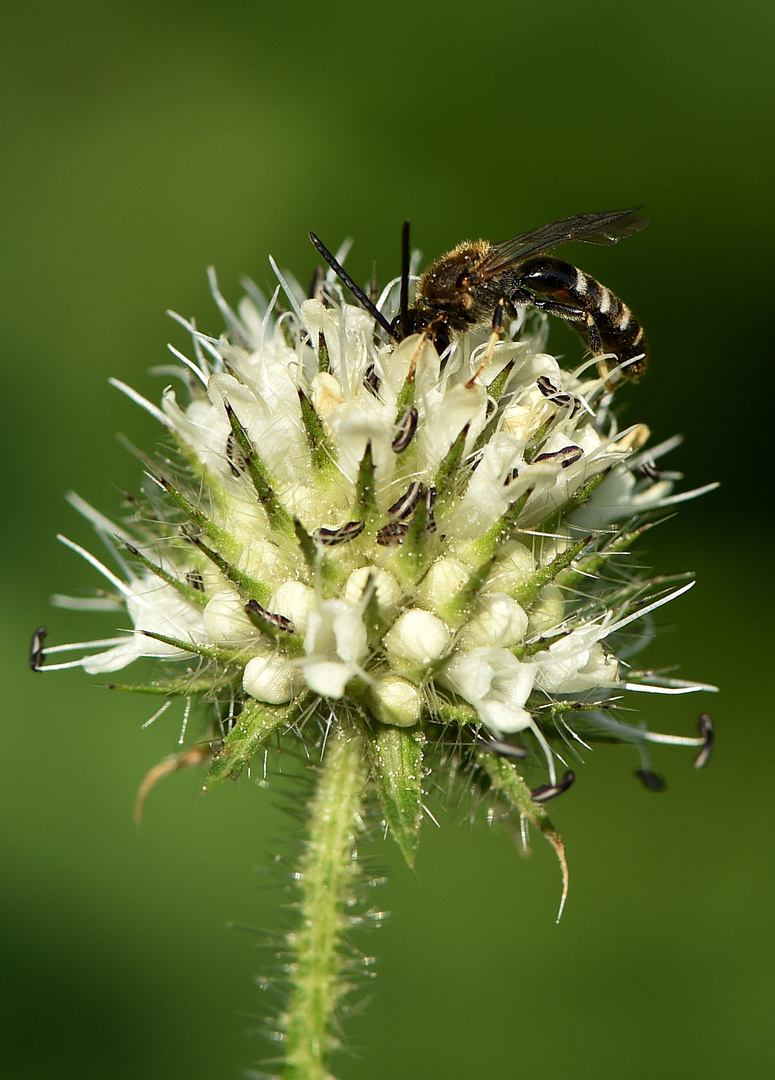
[281,718,367,1080]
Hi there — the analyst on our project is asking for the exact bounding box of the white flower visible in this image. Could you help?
[441,647,536,734]
[243,654,302,705]
[456,594,529,650]
[368,674,423,727]
[301,599,369,698]
[382,609,453,677]
[39,251,716,790]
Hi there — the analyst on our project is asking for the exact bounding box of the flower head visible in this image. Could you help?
[35,246,716,867]
[33,237,720,1074]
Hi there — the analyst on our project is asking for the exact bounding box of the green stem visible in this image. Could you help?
[282,719,367,1080]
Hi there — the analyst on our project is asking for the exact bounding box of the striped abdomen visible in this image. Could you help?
[516,255,648,378]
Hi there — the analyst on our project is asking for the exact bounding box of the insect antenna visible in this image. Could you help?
[309,231,398,341]
[399,219,411,340]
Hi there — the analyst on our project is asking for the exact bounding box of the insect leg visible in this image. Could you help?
[528,293,601,346]
[531,295,588,324]
[491,297,507,333]
[532,297,603,353]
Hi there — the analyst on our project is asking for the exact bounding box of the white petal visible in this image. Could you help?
[344,567,402,619]
[418,557,470,613]
[126,578,207,643]
[445,433,522,541]
[243,655,300,704]
[383,609,452,665]
[82,637,151,674]
[374,335,438,404]
[418,380,488,473]
[303,660,357,698]
[327,404,397,485]
[442,647,536,734]
[162,388,226,468]
[208,372,307,485]
[369,675,422,727]
[203,588,257,648]
[536,637,618,694]
[333,606,369,664]
[301,298,373,393]
[271,581,316,635]
[304,599,368,665]
[457,594,528,650]
[478,698,533,734]
[311,371,345,421]
[485,542,536,593]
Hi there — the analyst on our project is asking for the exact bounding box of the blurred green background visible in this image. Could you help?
[3,1,773,1077]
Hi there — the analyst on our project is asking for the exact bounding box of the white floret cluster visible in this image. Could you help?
[39,257,715,793]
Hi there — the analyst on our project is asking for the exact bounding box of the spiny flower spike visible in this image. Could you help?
[35,242,718,1077]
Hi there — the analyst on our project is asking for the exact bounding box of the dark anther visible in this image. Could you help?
[29,626,47,671]
[245,599,295,633]
[312,520,365,546]
[186,570,205,592]
[534,445,584,469]
[225,433,246,477]
[536,375,559,397]
[531,769,575,803]
[637,460,662,482]
[376,521,410,547]
[425,485,437,533]
[635,768,667,792]
[392,406,418,453]
[363,365,380,397]
[387,481,423,521]
[694,713,714,769]
[477,733,530,760]
[535,376,572,408]
[503,467,520,486]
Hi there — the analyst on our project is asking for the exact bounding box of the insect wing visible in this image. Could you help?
[473,208,648,280]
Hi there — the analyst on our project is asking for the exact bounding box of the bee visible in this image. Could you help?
[310,207,649,379]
